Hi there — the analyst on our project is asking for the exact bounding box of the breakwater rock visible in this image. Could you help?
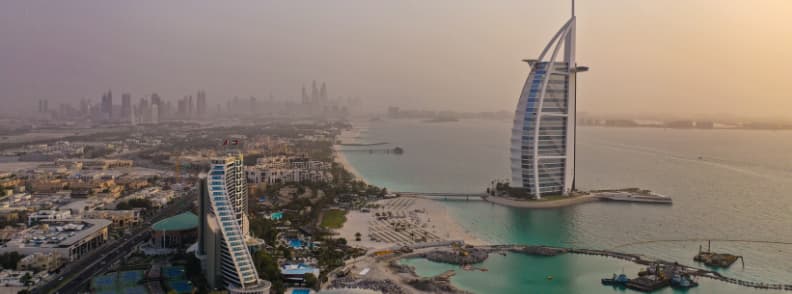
[407,270,471,294]
[510,246,568,256]
[330,277,408,294]
[421,248,489,265]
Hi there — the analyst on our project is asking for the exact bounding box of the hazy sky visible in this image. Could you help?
[1,0,791,117]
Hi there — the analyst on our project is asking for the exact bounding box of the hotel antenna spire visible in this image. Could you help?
[572,0,575,17]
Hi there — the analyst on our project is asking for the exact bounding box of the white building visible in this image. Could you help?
[510,1,588,198]
[0,219,111,261]
[247,156,332,185]
[27,210,72,226]
[197,153,271,294]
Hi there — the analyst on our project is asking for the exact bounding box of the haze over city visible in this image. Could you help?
[2,1,792,294]
[1,0,791,119]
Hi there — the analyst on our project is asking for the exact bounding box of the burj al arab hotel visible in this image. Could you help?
[510,1,588,199]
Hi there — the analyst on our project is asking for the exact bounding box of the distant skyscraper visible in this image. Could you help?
[197,153,270,294]
[138,98,151,124]
[187,96,194,119]
[101,90,113,121]
[311,80,319,103]
[301,86,308,104]
[320,82,327,102]
[121,93,132,122]
[197,91,207,118]
[510,1,587,198]
[130,105,138,126]
[79,99,88,115]
[151,93,161,106]
[177,97,187,119]
[38,99,49,113]
[151,103,159,124]
[164,100,173,120]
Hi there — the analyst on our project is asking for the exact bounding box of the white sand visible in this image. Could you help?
[334,129,486,249]
[333,146,365,182]
[337,196,487,250]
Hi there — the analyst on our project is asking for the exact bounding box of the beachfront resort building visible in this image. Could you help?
[510,2,588,198]
[246,155,332,185]
[196,153,271,294]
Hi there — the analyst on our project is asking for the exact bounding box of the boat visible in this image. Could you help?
[671,274,699,289]
[601,273,630,286]
[597,192,672,204]
[547,275,553,281]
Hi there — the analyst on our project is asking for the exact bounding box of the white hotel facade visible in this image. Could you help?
[510,2,588,199]
[196,153,270,294]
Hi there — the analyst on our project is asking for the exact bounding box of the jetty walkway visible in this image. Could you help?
[613,238,792,248]
[395,192,487,200]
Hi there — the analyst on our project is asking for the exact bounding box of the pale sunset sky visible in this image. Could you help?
[0,0,790,118]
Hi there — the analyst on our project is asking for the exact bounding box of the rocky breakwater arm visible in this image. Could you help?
[420,248,489,265]
[509,245,569,256]
[389,260,471,294]
[406,270,471,294]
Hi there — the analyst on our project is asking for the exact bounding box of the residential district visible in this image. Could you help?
[0,109,424,294]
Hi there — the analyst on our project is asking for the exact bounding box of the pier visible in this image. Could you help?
[398,189,672,207]
[396,192,487,201]
[336,146,404,154]
[537,246,792,291]
[338,142,389,147]
[612,238,792,249]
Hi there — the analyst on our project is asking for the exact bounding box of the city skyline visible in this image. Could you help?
[2,2,790,293]
[2,1,792,117]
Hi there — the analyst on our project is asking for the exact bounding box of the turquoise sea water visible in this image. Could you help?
[400,254,777,294]
[341,119,792,293]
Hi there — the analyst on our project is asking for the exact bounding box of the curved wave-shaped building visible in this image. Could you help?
[197,153,271,294]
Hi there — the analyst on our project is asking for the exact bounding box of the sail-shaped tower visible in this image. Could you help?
[511,1,588,199]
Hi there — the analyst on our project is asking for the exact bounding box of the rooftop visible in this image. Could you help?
[2,219,111,249]
[152,212,198,232]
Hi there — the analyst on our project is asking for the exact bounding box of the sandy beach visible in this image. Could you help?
[337,196,487,250]
[334,128,366,182]
[334,128,486,250]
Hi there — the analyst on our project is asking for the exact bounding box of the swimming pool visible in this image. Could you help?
[291,289,311,294]
[288,239,303,248]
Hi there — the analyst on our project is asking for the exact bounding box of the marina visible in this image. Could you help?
[391,243,792,292]
[694,241,744,268]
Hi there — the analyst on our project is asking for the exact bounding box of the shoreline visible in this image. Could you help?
[484,194,599,208]
[334,128,367,184]
[336,196,489,251]
[334,145,366,183]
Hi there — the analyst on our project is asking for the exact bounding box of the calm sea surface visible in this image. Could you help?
[340,119,792,293]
